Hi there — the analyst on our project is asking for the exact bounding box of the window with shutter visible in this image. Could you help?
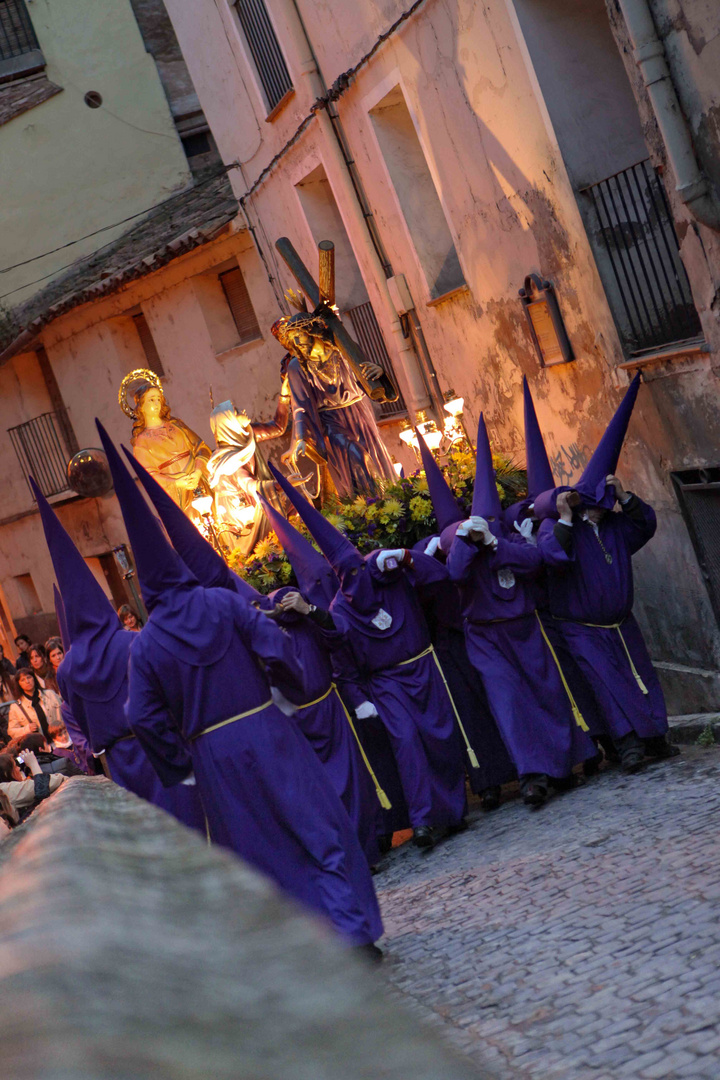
[219,268,262,345]
[233,0,293,114]
[132,313,165,376]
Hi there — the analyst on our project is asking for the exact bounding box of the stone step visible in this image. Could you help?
[668,713,720,744]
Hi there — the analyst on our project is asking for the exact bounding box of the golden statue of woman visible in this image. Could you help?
[119,370,211,527]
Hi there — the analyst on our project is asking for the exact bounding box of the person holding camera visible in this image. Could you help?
[0,747,65,820]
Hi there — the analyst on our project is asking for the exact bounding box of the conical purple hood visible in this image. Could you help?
[268,463,363,575]
[122,445,259,603]
[96,420,198,611]
[31,475,128,702]
[414,427,463,533]
[471,414,502,520]
[97,419,233,667]
[53,584,69,652]
[259,495,339,608]
[523,377,554,499]
[575,374,641,507]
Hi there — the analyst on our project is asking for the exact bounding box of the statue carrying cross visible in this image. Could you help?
[272,237,398,499]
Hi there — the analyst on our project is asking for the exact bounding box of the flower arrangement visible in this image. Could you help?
[228,446,527,594]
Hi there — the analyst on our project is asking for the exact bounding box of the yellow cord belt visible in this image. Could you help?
[556,617,648,696]
[391,644,480,771]
[534,611,589,732]
[190,698,273,741]
[297,683,393,810]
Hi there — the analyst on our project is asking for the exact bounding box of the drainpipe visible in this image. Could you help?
[617,0,720,231]
[274,0,433,415]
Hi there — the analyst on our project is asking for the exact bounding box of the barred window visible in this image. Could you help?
[219,268,262,345]
[233,0,292,114]
[0,0,38,62]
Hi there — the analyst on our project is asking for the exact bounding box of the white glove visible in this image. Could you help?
[270,685,297,716]
[424,535,441,558]
[514,517,535,541]
[181,773,197,786]
[376,548,406,573]
[456,516,488,538]
[355,701,379,720]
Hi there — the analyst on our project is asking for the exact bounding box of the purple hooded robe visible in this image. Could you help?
[265,586,382,865]
[536,493,667,741]
[330,551,467,830]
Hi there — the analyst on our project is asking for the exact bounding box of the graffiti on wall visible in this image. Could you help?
[550,443,592,485]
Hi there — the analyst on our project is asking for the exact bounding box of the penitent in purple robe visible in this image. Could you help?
[265,587,383,866]
[331,551,467,830]
[447,527,596,779]
[57,639,205,833]
[536,494,667,741]
[128,587,383,946]
[418,566,517,793]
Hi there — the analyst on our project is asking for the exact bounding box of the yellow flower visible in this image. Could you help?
[364,503,377,521]
[279,560,293,582]
[383,498,402,517]
[410,495,432,521]
[413,475,429,493]
[351,496,368,516]
[325,513,347,532]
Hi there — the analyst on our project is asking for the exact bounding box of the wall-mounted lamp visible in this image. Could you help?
[519,274,574,367]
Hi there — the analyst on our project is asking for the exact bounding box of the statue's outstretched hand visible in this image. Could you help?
[361,362,384,381]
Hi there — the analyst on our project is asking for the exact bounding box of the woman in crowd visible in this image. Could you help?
[28,643,50,686]
[44,637,64,694]
[7,669,58,741]
[117,604,142,631]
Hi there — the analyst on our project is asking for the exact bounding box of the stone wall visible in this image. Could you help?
[0,778,488,1080]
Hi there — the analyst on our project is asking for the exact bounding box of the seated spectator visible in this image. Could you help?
[14,635,32,670]
[28,643,50,686]
[7,670,49,740]
[117,603,142,631]
[43,637,63,695]
[0,749,64,820]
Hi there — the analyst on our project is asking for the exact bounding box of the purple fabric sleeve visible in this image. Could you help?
[127,649,194,788]
[489,536,544,575]
[231,596,305,691]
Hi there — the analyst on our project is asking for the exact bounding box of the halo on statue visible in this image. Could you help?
[119,369,163,420]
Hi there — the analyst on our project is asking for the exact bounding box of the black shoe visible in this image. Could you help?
[412,826,435,849]
[480,786,501,811]
[354,943,383,964]
[644,737,681,761]
[520,775,548,806]
[598,735,620,765]
[447,818,468,835]
[583,752,603,777]
[377,832,393,855]
[617,731,646,774]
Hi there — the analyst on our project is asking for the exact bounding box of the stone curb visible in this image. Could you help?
[668,714,720,745]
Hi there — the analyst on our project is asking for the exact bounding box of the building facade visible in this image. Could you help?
[1,0,720,714]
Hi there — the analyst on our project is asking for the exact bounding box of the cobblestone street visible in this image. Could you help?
[376,747,720,1080]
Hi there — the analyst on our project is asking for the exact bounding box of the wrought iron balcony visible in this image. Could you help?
[343,301,407,419]
[0,0,39,61]
[8,412,72,499]
[580,160,703,356]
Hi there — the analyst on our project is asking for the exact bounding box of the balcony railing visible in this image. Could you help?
[0,0,38,61]
[343,301,407,419]
[580,160,702,355]
[8,412,72,499]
